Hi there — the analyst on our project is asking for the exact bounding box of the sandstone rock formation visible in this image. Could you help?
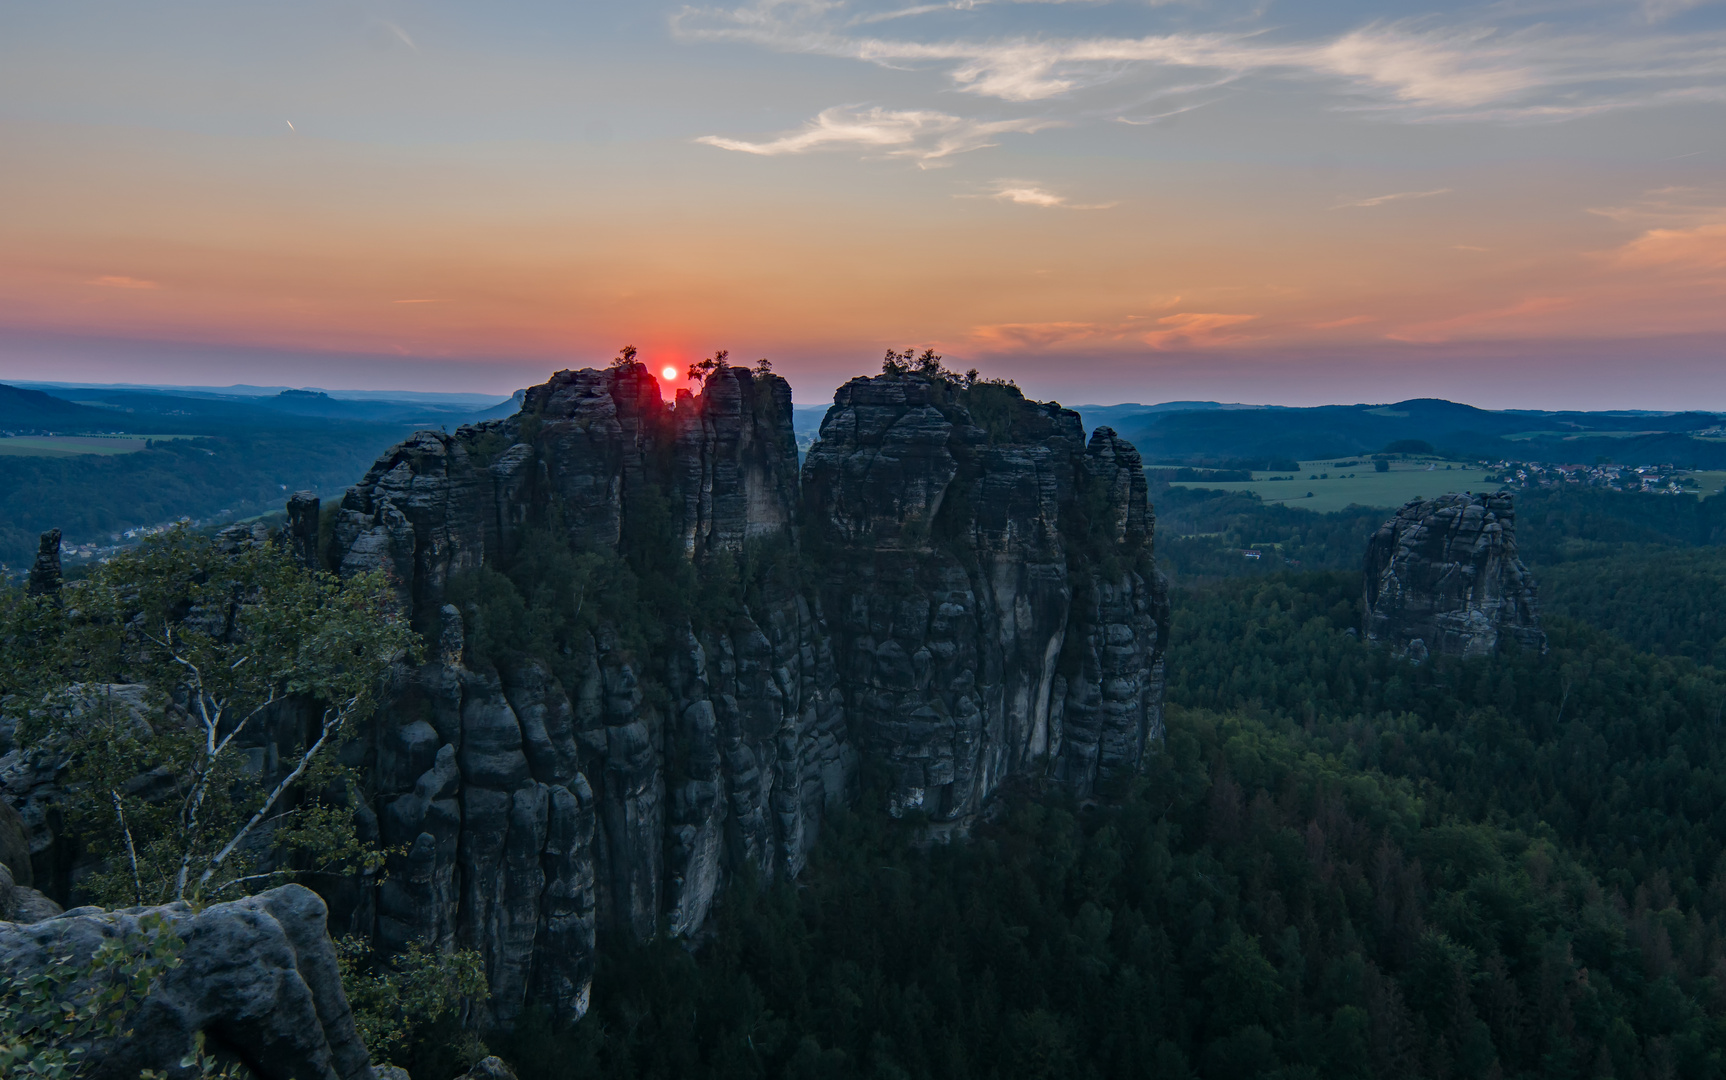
[1363,492,1546,659]
[322,362,842,1028]
[313,362,1169,1029]
[27,528,61,598]
[0,860,63,923]
[0,884,371,1080]
[2,361,1170,1042]
[802,374,1168,817]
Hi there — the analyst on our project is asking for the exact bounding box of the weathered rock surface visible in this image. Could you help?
[802,374,1169,817]
[0,884,371,1080]
[27,528,61,598]
[1363,492,1546,659]
[325,363,833,1028]
[112,361,1169,1035]
[0,861,63,922]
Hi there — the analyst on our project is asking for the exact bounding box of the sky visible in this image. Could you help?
[1,0,1723,409]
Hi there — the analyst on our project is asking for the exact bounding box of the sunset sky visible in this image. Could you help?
[2,0,1724,408]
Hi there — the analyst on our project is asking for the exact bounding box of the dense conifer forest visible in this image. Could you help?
[450,488,1726,1080]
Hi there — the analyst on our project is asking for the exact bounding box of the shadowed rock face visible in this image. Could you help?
[318,363,1168,1029]
[0,884,370,1080]
[325,363,840,1028]
[802,374,1169,818]
[1363,492,1546,659]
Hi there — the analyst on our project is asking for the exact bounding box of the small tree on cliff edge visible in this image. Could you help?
[687,349,729,385]
[1,527,417,906]
[883,348,952,380]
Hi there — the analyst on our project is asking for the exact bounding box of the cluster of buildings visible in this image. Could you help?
[1483,461,1699,494]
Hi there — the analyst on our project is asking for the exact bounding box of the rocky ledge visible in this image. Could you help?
[0,884,371,1080]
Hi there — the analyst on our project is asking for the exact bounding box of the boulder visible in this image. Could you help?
[0,884,372,1080]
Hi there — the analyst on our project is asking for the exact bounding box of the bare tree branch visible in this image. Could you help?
[111,790,143,906]
[196,696,360,893]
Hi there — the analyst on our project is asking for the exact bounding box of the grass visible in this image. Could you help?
[0,435,195,457]
[1689,471,1726,496]
[1168,457,1499,513]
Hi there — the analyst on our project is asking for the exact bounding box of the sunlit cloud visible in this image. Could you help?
[1616,224,1726,270]
[970,321,1107,348]
[1309,315,1374,329]
[393,298,453,304]
[1140,311,1258,349]
[674,2,1726,121]
[1333,188,1452,209]
[962,179,1116,209]
[88,276,158,290]
[697,105,1052,163]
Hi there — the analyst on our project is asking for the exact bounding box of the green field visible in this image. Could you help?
[1168,458,1499,512]
[0,434,194,457]
[1690,470,1726,495]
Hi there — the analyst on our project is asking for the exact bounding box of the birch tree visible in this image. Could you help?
[5,526,417,905]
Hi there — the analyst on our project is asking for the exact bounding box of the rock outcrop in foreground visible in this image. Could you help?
[0,884,370,1080]
[1363,492,1545,659]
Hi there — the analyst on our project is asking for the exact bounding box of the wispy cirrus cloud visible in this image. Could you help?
[970,321,1106,348]
[697,105,1052,163]
[1140,311,1258,349]
[1589,187,1726,272]
[673,2,1726,121]
[961,179,1115,208]
[1333,187,1452,209]
[88,276,158,290]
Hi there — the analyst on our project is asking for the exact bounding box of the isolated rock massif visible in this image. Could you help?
[225,362,1168,1029]
[803,374,1168,818]
[1363,491,1546,659]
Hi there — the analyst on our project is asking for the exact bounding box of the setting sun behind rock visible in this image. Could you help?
[660,366,677,382]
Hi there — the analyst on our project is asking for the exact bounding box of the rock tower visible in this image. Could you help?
[1363,491,1545,660]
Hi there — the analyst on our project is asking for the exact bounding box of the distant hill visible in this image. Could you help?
[0,383,119,432]
[1093,397,1726,468]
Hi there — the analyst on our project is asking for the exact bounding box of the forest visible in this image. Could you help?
[444,485,1726,1080]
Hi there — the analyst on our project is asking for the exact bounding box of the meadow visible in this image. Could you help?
[0,434,194,457]
[1167,458,1497,512]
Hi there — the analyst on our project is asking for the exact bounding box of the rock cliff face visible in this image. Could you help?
[1363,492,1546,659]
[0,884,371,1080]
[315,362,1167,1028]
[802,374,1168,818]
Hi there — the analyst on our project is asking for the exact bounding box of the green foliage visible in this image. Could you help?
[489,566,1726,1080]
[0,913,237,1079]
[1514,488,1726,563]
[0,527,416,904]
[1539,545,1726,665]
[336,937,490,1071]
[0,422,421,567]
[1149,486,1386,581]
